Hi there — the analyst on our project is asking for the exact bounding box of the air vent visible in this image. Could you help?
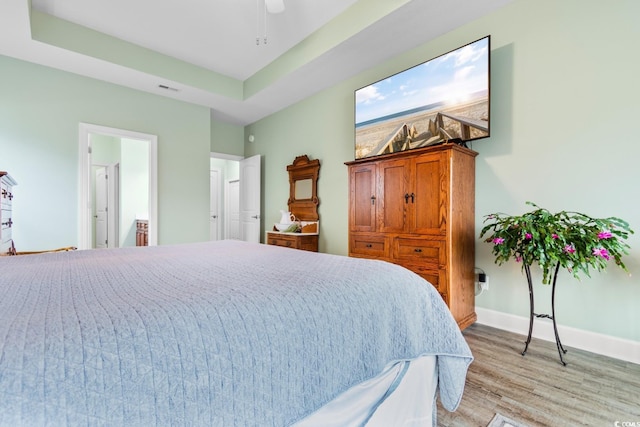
[158,84,179,92]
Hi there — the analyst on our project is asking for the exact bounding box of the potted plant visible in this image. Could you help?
[480,202,633,284]
[479,201,634,364]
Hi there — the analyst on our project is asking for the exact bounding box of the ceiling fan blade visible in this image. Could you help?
[265,0,285,14]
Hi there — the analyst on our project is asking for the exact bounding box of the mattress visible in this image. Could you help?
[0,240,472,426]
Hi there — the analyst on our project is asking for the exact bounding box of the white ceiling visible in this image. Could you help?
[0,0,513,126]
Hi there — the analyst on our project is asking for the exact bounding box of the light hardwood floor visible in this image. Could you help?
[437,323,640,426]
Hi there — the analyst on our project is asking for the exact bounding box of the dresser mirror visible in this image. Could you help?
[294,178,313,200]
[287,155,320,221]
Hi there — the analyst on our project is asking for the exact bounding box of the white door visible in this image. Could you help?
[94,167,108,249]
[226,179,240,240]
[239,154,261,243]
[210,168,222,240]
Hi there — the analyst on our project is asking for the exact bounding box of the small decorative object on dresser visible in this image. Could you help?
[345,143,477,330]
[266,155,320,252]
[0,171,17,255]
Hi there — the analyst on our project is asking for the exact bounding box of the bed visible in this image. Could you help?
[0,239,472,426]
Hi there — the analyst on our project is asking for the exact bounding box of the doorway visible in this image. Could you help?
[210,153,240,241]
[79,123,158,250]
[210,153,261,242]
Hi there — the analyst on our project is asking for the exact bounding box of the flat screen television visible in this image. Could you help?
[354,35,490,159]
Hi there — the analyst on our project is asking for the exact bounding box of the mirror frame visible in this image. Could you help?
[78,123,158,249]
[287,155,320,221]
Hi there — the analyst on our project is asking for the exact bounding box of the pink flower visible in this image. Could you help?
[593,247,611,260]
[515,255,522,263]
[564,244,576,254]
[552,234,559,239]
[493,237,505,245]
[598,231,613,239]
[525,233,533,240]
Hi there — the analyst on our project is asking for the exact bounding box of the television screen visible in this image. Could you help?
[354,36,490,159]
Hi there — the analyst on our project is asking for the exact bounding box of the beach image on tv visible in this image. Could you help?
[354,36,489,159]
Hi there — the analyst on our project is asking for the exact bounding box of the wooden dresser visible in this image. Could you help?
[1,172,17,255]
[266,231,318,252]
[345,144,477,330]
[267,155,321,253]
[136,219,149,246]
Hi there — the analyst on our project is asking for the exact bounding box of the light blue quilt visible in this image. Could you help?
[0,240,472,426]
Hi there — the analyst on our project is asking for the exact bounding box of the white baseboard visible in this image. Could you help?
[475,307,640,365]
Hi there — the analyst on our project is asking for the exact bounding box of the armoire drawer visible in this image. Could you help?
[393,237,444,266]
[350,234,389,258]
[402,263,447,292]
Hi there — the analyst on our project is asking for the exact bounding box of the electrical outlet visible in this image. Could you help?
[479,274,489,291]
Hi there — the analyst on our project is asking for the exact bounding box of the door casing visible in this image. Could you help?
[79,123,157,249]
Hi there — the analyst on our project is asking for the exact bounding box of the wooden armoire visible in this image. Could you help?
[345,144,477,330]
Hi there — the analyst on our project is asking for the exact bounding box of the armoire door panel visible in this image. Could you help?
[378,160,408,233]
[350,164,377,232]
[411,154,447,234]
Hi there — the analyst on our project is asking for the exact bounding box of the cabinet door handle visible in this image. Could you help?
[410,193,415,203]
[404,193,410,203]
[371,195,376,205]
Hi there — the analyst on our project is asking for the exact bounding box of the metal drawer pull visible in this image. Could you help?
[371,195,376,205]
[366,244,373,248]
[414,248,422,253]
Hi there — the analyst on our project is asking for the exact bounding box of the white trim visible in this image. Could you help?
[476,307,640,365]
[79,123,158,249]
[210,151,244,161]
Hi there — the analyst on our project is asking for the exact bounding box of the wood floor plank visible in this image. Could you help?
[437,323,640,426]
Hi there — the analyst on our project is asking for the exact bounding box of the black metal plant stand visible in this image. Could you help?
[521,263,568,366]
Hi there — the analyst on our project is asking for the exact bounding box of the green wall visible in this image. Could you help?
[211,116,244,156]
[0,54,211,249]
[246,0,640,341]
